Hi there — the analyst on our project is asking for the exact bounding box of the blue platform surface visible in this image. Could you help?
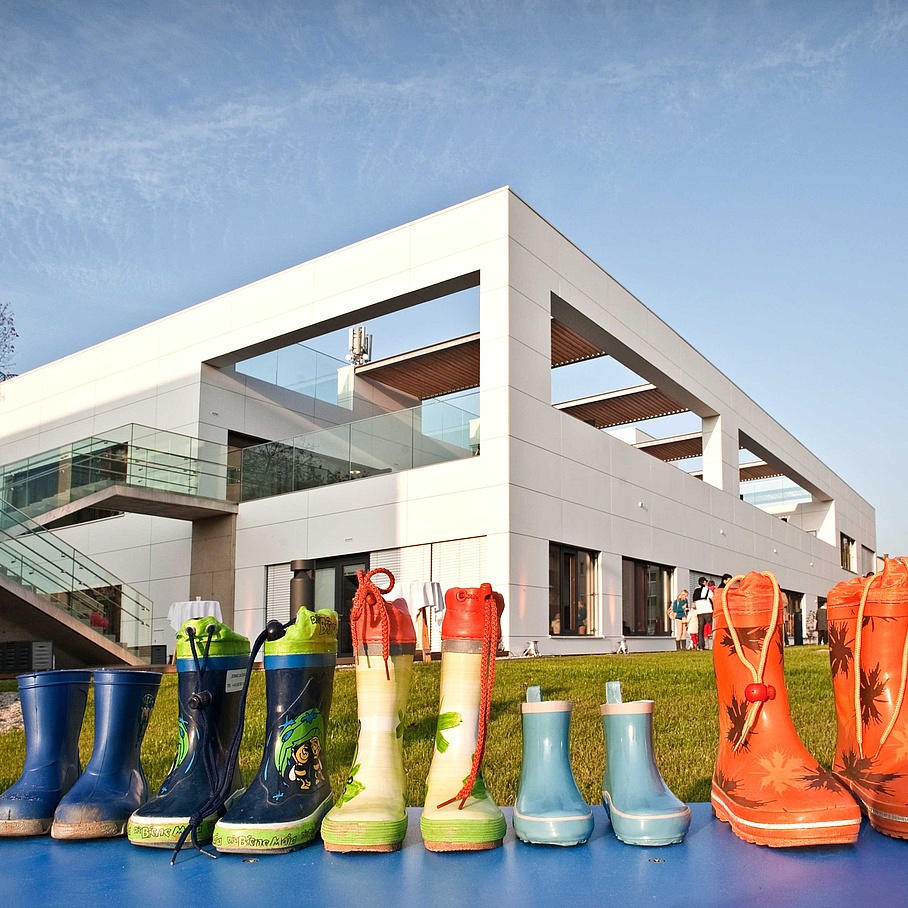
[3,804,907,908]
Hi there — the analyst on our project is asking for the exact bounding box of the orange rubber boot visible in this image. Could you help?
[828,557,908,838]
[711,571,860,847]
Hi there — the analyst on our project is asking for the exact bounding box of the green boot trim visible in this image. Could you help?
[321,814,409,851]
[212,794,332,854]
[420,812,507,849]
[127,813,218,848]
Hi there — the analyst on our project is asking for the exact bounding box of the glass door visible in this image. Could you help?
[314,554,369,656]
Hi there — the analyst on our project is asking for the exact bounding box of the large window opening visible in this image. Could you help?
[224,285,482,501]
[622,558,673,637]
[549,543,597,637]
[840,533,857,573]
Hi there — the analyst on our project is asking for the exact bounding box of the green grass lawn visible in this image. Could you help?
[0,646,837,805]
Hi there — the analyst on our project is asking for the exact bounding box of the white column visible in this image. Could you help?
[701,414,739,495]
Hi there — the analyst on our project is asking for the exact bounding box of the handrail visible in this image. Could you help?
[0,496,153,653]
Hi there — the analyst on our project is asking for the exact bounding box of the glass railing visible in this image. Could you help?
[235,344,349,407]
[0,425,230,522]
[239,399,479,502]
[0,497,153,655]
[0,400,479,518]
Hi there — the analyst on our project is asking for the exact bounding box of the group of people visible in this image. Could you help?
[668,574,733,651]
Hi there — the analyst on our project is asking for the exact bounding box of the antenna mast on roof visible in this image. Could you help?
[346,326,372,366]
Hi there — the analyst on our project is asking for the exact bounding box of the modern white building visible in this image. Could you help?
[0,188,876,666]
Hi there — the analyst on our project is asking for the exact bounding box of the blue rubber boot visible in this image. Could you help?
[127,619,250,849]
[52,669,162,839]
[0,670,90,836]
[513,686,594,846]
[600,681,690,846]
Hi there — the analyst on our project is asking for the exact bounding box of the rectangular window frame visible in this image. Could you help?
[622,558,673,637]
[548,543,598,637]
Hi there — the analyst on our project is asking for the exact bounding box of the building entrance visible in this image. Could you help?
[314,554,370,656]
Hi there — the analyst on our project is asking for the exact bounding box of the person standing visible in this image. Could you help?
[692,577,713,652]
[668,590,689,651]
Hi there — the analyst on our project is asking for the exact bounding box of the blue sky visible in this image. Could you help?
[2,1,906,553]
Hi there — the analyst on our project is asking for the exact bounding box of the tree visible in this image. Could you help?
[0,302,17,380]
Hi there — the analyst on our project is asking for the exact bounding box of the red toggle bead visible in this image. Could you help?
[744,683,776,702]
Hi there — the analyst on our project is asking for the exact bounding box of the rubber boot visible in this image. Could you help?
[0,670,90,836]
[711,571,860,847]
[322,568,416,853]
[513,685,593,846]
[127,618,250,848]
[212,606,338,854]
[828,557,908,839]
[421,583,507,852]
[600,681,690,846]
[52,669,162,839]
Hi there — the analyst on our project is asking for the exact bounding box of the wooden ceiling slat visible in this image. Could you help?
[556,384,688,428]
[551,319,607,367]
[740,461,784,481]
[357,334,480,400]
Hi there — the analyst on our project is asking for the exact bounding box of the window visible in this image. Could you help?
[782,589,804,645]
[622,559,673,636]
[861,545,875,576]
[840,533,857,573]
[265,563,293,624]
[549,544,597,636]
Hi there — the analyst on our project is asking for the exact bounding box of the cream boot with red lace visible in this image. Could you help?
[420,584,507,852]
[321,568,416,853]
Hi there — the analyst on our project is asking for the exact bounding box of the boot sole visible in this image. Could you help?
[833,773,908,840]
[711,789,861,847]
[512,808,594,846]
[603,792,689,846]
[421,814,506,851]
[52,818,126,840]
[321,815,408,852]
[0,817,52,837]
[212,795,332,854]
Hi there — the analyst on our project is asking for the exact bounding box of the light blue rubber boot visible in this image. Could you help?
[513,686,594,846]
[600,681,690,846]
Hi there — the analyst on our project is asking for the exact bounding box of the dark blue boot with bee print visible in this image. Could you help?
[213,606,338,854]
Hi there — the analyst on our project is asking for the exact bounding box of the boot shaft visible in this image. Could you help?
[827,574,865,756]
[828,559,908,759]
[260,607,338,795]
[88,670,161,770]
[712,572,792,754]
[167,618,250,783]
[600,702,664,794]
[17,670,90,767]
[519,693,576,795]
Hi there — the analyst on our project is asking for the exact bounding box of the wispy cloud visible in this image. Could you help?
[0,1,903,295]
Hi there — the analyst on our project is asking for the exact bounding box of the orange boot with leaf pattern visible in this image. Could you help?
[828,557,908,838]
[711,571,860,847]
